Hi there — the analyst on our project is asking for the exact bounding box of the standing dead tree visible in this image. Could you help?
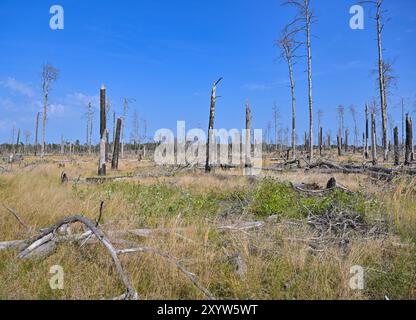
[245,100,252,174]
[277,25,301,159]
[272,104,280,152]
[394,127,399,166]
[85,102,94,155]
[34,112,40,156]
[284,0,315,160]
[371,111,377,165]
[15,129,20,155]
[405,114,413,165]
[205,77,223,173]
[98,85,106,176]
[41,64,59,157]
[364,103,369,159]
[112,118,122,170]
[24,131,31,154]
[337,105,345,147]
[131,110,140,155]
[361,0,390,160]
[121,98,135,159]
[349,105,359,153]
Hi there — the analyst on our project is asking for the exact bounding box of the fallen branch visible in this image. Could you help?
[117,246,215,300]
[17,215,138,300]
[1,204,32,232]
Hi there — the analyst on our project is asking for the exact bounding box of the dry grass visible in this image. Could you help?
[0,156,415,300]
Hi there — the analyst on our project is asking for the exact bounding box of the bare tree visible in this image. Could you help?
[337,105,345,142]
[364,103,369,159]
[121,98,135,159]
[98,85,106,176]
[41,63,59,157]
[24,130,31,154]
[349,105,359,152]
[272,103,280,152]
[284,0,316,160]
[362,0,390,160]
[277,25,301,159]
[131,110,140,154]
[34,112,40,156]
[245,100,252,175]
[205,77,223,173]
[85,102,94,154]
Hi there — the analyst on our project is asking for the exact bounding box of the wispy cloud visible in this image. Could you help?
[1,77,34,97]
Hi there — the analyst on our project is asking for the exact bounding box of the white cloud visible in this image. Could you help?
[1,77,34,97]
[49,103,66,117]
[66,92,99,108]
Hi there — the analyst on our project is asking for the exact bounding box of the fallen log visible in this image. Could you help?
[16,215,138,300]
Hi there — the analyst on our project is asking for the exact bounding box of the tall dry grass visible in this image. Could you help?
[0,156,415,300]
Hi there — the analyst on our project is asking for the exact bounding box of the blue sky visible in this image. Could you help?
[0,0,415,144]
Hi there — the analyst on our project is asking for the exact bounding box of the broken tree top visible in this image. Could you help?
[101,84,105,90]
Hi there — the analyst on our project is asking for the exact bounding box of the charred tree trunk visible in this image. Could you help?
[205,78,222,173]
[394,126,399,166]
[98,85,107,176]
[112,118,122,170]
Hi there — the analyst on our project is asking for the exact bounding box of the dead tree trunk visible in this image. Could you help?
[60,135,64,155]
[344,129,348,153]
[372,111,377,166]
[34,112,40,156]
[375,0,388,161]
[337,135,342,157]
[319,127,323,156]
[245,100,252,174]
[305,0,314,160]
[365,103,369,159]
[411,118,414,162]
[394,126,399,166]
[98,85,107,176]
[205,77,222,173]
[112,118,122,170]
[105,129,110,162]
